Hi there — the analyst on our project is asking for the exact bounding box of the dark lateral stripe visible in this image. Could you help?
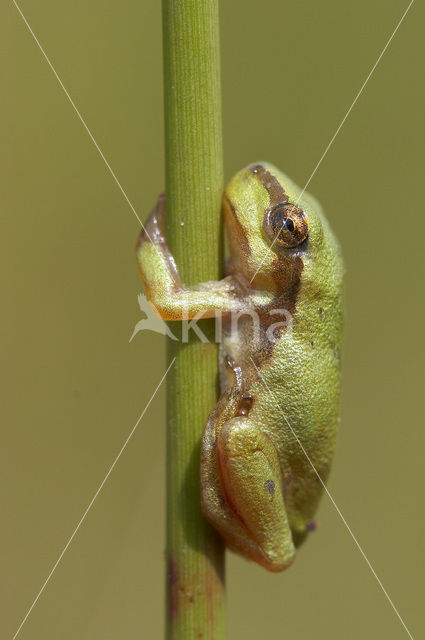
[249,163,289,207]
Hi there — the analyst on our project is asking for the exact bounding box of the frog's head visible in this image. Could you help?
[223,162,342,299]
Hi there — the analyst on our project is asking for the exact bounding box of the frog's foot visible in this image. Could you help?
[137,193,167,247]
[136,195,183,307]
[201,410,295,572]
[136,196,244,320]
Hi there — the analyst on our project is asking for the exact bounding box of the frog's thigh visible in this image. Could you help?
[201,402,264,567]
[218,417,295,571]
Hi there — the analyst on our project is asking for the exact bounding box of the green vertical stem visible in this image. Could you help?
[162,1,225,639]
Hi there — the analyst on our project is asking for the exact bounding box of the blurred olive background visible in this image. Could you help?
[2,1,424,638]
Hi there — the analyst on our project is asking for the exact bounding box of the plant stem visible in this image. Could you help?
[162,1,225,639]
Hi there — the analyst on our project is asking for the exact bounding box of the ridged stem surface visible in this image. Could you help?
[162,1,225,638]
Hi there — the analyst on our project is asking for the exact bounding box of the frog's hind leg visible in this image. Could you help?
[201,389,262,564]
[201,389,295,572]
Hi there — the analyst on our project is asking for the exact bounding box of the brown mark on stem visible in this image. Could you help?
[167,554,179,623]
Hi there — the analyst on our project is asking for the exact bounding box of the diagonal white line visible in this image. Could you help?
[12,0,150,235]
[298,0,414,201]
[10,0,415,635]
[12,358,175,640]
[251,358,414,640]
[249,0,415,285]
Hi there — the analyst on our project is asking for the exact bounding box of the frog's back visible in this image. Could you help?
[221,162,344,544]
[246,191,343,542]
[257,206,344,542]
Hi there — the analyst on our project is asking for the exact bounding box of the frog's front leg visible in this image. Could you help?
[201,383,295,572]
[136,195,243,320]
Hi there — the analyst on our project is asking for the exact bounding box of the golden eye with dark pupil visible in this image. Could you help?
[264,202,309,248]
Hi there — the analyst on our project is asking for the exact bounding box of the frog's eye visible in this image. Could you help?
[263,203,309,248]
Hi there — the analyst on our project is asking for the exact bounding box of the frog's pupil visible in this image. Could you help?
[283,218,294,233]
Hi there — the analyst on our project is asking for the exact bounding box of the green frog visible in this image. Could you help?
[136,162,344,571]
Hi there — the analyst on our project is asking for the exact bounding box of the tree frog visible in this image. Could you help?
[136,162,344,572]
